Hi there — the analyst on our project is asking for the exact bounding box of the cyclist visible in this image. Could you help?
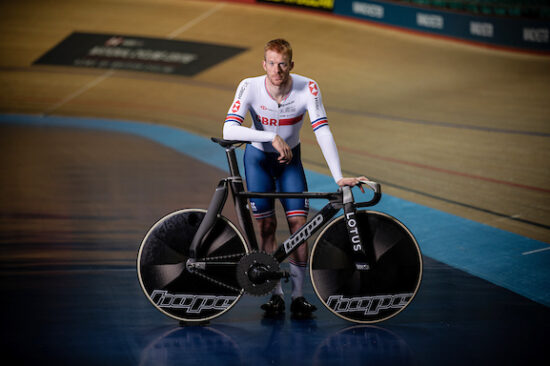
[223,39,366,317]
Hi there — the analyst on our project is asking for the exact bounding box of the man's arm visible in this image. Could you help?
[308,80,366,186]
[223,124,292,163]
[314,126,343,183]
[315,128,367,186]
[223,79,292,163]
[222,122,275,142]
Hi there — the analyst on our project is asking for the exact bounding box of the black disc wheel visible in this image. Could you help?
[310,211,422,323]
[137,209,248,323]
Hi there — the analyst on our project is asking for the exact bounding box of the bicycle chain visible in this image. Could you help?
[190,268,242,293]
[188,252,248,293]
[196,252,247,262]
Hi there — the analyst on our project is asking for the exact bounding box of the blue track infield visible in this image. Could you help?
[2,113,548,307]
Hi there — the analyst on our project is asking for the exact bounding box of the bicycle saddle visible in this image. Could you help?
[211,137,248,148]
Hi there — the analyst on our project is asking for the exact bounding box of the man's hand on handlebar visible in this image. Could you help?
[337,176,369,188]
[272,135,292,164]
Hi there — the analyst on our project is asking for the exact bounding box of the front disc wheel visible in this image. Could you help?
[310,211,422,323]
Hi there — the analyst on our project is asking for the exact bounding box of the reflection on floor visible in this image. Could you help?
[1,123,548,366]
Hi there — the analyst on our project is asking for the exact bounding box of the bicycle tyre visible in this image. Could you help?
[310,210,422,323]
[137,209,248,323]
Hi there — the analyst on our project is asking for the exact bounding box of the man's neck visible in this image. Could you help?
[266,76,293,105]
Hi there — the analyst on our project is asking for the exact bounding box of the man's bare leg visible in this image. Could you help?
[258,215,277,253]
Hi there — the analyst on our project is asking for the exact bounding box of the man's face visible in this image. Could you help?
[263,50,293,87]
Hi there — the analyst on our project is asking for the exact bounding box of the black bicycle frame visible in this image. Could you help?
[189,142,381,269]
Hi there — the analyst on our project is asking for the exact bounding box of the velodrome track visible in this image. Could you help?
[1,0,549,365]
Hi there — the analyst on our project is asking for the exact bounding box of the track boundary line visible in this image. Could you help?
[301,137,550,194]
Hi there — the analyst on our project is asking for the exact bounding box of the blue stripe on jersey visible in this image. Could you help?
[225,113,244,124]
[311,117,328,131]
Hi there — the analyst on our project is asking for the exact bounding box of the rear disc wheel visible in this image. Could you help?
[137,209,248,323]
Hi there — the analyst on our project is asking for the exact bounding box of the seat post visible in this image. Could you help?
[225,146,241,177]
[225,145,259,251]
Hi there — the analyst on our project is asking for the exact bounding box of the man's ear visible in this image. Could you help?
[262,59,267,72]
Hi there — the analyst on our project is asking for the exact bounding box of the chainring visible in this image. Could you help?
[236,252,280,296]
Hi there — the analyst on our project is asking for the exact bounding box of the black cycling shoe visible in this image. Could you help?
[290,297,317,319]
[261,294,285,316]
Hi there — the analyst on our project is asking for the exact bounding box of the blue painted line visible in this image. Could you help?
[2,113,548,307]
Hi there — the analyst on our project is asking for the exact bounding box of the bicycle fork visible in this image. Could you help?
[342,186,374,271]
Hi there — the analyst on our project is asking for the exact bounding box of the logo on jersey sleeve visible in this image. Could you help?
[308,81,319,96]
[231,100,241,113]
[238,81,249,99]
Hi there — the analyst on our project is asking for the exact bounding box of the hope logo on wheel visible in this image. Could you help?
[151,290,238,314]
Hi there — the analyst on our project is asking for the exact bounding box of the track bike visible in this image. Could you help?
[137,138,422,324]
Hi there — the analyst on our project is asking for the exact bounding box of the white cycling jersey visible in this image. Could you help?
[223,73,343,182]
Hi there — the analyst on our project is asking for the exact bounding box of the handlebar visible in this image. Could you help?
[356,180,382,208]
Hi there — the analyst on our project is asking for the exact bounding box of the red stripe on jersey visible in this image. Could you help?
[311,119,328,129]
[225,114,244,124]
[279,114,304,126]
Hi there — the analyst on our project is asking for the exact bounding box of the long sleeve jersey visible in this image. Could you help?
[223,73,343,183]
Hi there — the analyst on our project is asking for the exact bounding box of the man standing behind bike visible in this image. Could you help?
[224,39,365,318]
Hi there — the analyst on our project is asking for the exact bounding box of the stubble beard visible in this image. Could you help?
[268,73,289,88]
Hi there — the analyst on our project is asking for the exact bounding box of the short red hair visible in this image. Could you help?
[264,39,293,61]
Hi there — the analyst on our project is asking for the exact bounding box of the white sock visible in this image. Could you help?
[290,262,306,299]
[272,281,283,296]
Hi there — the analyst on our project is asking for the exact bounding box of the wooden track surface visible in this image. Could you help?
[1,0,549,242]
[0,124,239,266]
